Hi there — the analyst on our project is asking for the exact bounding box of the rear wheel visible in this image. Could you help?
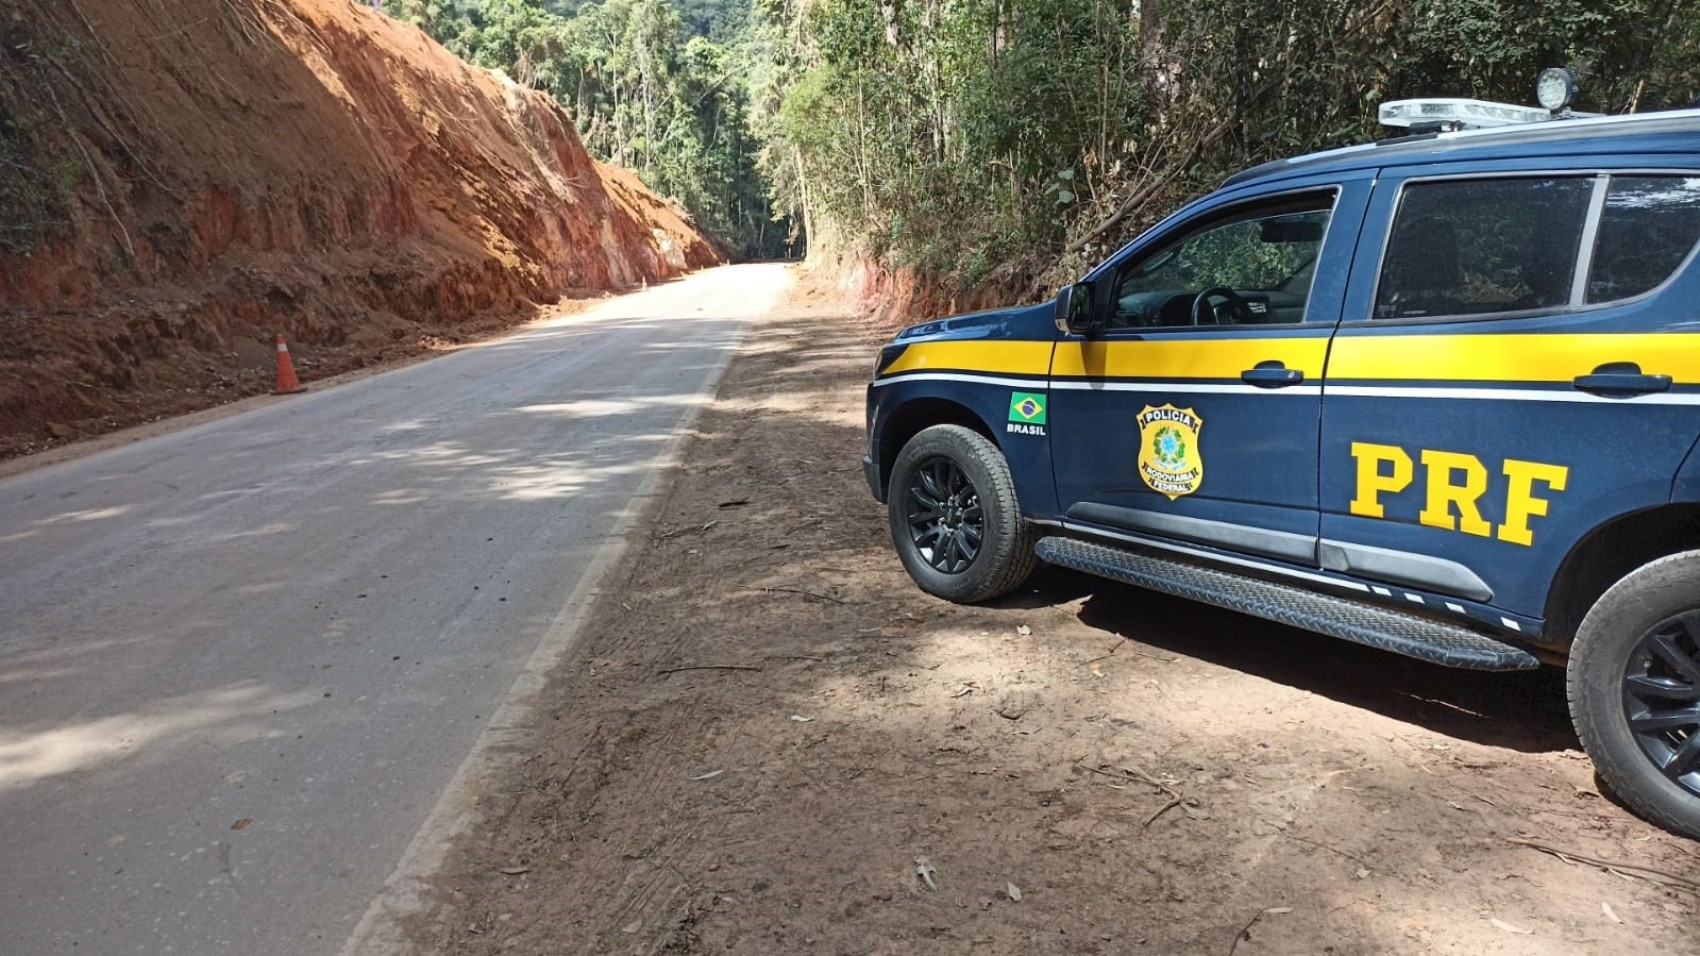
[887,425,1036,603]
[1569,551,1700,839]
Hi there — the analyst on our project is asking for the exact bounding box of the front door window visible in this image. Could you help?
[1111,203,1332,329]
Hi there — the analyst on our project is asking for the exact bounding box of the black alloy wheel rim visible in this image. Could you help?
[1622,611,1700,797]
[904,455,984,574]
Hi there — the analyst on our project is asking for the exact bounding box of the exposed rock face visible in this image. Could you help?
[0,0,718,454]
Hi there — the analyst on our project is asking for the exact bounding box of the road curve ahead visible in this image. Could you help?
[0,264,790,955]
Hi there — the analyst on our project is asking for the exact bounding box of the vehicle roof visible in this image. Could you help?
[1223,109,1700,189]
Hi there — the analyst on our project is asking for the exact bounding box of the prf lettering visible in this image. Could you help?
[1349,442,1568,547]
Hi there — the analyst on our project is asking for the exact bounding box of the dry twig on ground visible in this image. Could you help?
[1080,763,1190,827]
[1507,838,1700,894]
[737,584,850,604]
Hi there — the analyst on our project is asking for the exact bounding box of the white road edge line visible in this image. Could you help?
[338,306,758,956]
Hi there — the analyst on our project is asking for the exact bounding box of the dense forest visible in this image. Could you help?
[382,0,1700,303]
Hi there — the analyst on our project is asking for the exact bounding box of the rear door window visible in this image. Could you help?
[1374,177,1594,320]
[1587,176,1700,304]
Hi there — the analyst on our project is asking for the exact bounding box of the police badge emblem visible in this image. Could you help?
[1137,404,1204,500]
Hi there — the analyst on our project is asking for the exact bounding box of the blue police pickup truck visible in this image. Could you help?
[863,84,1700,839]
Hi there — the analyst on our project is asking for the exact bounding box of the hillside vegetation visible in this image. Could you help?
[782,0,1700,313]
[386,0,1700,316]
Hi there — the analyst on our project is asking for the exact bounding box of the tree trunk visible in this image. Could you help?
[1136,0,1169,108]
[793,143,814,259]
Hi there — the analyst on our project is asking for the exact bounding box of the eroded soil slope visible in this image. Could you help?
[402,277,1697,955]
[0,0,717,456]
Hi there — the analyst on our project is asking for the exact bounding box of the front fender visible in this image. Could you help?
[866,377,1058,519]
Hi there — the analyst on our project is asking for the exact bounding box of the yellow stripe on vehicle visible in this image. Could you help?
[1328,333,1700,383]
[1050,337,1331,380]
[880,340,1055,378]
[884,332,1700,385]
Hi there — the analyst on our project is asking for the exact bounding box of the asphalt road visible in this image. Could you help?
[0,264,787,955]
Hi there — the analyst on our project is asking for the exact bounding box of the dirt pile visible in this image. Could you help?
[0,0,717,456]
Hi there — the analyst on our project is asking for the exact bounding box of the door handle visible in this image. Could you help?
[1573,362,1671,397]
[1241,362,1305,388]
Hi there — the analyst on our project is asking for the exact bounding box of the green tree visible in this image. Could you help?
[767,0,1700,297]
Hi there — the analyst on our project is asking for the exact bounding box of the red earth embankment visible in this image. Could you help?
[0,0,717,456]
[837,255,1023,327]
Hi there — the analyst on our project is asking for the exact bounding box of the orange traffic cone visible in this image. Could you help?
[273,333,306,395]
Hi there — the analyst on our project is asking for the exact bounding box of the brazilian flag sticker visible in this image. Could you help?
[1008,392,1047,425]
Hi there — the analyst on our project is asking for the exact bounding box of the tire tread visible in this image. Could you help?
[1568,550,1700,840]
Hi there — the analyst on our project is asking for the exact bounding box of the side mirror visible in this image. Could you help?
[1054,282,1097,335]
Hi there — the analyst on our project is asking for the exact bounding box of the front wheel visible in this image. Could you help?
[1569,551,1700,839]
[887,425,1036,603]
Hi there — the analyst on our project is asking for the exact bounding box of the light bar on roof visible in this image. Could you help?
[1378,98,1554,130]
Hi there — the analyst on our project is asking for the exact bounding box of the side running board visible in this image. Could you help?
[1034,536,1540,671]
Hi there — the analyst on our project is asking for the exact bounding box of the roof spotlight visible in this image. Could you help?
[1536,67,1578,113]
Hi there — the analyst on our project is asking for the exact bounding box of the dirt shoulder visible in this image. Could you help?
[400,276,1698,955]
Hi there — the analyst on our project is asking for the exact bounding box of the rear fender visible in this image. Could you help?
[1671,432,1700,503]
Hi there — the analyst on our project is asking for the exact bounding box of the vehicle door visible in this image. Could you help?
[1048,178,1372,565]
[1319,166,1700,626]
